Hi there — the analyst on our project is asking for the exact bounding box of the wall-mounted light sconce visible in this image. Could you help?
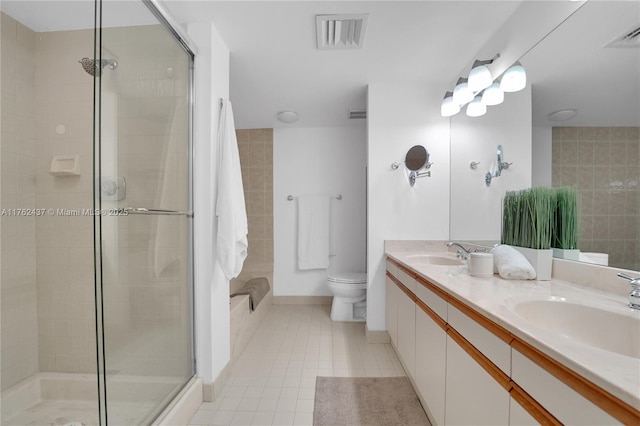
[392,145,433,187]
[441,91,460,117]
[440,54,528,118]
[500,61,526,93]
[468,59,495,92]
[481,82,504,106]
[453,77,474,106]
[485,144,513,187]
[466,95,486,117]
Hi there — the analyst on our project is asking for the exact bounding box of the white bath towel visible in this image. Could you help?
[297,195,330,270]
[492,245,536,280]
[216,100,248,279]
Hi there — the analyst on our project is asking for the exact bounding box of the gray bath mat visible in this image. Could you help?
[313,376,430,425]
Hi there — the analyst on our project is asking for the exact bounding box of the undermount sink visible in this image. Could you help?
[403,253,464,266]
[510,297,640,359]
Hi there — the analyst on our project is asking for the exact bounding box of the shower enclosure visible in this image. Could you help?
[0,0,195,424]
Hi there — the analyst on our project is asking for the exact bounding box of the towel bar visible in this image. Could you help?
[287,194,342,201]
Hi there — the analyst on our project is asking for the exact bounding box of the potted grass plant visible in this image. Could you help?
[501,187,555,280]
[552,186,580,261]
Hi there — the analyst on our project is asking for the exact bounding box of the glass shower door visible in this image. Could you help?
[95,1,194,423]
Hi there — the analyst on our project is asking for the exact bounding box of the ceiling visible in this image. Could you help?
[523,0,640,127]
[162,1,523,129]
[2,1,638,129]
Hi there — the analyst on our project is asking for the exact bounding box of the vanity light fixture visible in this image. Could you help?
[468,58,495,92]
[500,61,526,93]
[453,77,474,106]
[481,82,504,106]
[440,91,460,117]
[466,96,486,117]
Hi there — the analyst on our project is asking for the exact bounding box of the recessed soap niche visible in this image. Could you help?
[49,155,80,176]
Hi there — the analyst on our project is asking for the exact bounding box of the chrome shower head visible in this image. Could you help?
[78,57,118,76]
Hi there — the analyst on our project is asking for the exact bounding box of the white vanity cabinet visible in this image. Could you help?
[508,396,539,425]
[385,276,398,348]
[397,289,416,376]
[414,300,446,425]
[384,256,638,426]
[445,334,510,425]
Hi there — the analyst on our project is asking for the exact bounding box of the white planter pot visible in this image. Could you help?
[514,247,553,281]
[552,248,580,261]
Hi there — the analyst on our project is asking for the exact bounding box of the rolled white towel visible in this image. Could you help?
[492,245,536,280]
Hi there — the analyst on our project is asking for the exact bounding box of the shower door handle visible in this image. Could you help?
[124,207,193,217]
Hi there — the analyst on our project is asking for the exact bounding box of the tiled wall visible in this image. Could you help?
[552,127,640,270]
[2,15,193,385]
[34,28,97,374]
[1,12,39,391]
[233,129,274,292]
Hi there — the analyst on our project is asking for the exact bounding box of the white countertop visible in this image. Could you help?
[385,246,640,411]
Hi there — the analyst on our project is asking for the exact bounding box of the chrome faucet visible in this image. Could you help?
[618,273,640,310]
[447,241,472,260]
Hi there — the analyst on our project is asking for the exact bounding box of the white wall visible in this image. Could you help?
[189,22,230,385]
[273,126,367,296]
[532,125,552,187]
[449,86,533,241]
[367,83,451,331]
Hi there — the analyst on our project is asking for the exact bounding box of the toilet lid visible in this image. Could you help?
[328,273,367,284]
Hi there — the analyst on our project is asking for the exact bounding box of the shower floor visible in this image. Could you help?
[2,373,183,426]
[6,399,159,426]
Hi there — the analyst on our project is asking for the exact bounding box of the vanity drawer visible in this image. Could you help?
[396,266,416,293]
[385,259,398,278]
[512,349,620,425]
[447,304,511,375]
[415,283,447,321]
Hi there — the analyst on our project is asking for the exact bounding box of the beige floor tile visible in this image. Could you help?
[190,305,405,425]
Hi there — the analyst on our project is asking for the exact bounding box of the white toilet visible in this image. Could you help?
[327,273,367,322]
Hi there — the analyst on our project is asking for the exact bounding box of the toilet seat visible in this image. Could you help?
[328,273,366,284]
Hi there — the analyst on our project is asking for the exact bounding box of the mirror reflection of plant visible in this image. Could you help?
[552,187,579,250]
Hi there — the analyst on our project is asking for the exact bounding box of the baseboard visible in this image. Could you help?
[202,382,214,402]
[210,362,231,401]
[366,327,391,344]
[272,296,332,305]
[154,377,202,425]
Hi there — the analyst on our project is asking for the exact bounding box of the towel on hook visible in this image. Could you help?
[215,99,248,279]
[297,195,330,270]
[492,245,536,280]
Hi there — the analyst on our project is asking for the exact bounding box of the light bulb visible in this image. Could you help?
[466,96,486,117]
[453,78,473,106]
[500,62,526,93]
[481,82,504,106]
[468,60,493,92]
[440,92,460,117]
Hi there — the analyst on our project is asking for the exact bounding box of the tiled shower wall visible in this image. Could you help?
[233,129,274,292]
[34,28,96,374]
[1,12,39,391]
[2,15,192,384]
[552,127,640,270]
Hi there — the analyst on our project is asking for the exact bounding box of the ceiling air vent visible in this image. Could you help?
[605,24,640,48]
[316,14,369,50]
[349,109,367,120]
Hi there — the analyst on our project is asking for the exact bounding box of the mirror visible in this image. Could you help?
[405,145,429,171]
[403,145,432,187]
[450,1,639,272]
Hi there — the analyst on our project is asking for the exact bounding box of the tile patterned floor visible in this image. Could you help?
[188,304,405,426]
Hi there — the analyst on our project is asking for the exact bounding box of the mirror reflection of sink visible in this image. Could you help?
[510,298,640,359]
[404,253,464,266]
